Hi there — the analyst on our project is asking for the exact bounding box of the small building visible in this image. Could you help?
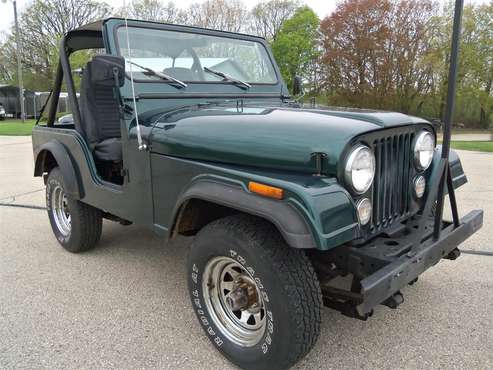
[0,85,74,119]
[0,84,32,118]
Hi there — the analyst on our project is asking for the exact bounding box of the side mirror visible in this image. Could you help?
[292,75,303,96]
[90,55,125,87]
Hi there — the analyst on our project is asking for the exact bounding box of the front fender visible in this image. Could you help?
[173,178,317,249]
[170,173,359,251]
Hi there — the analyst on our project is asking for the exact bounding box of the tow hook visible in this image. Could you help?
[444,248,461,260]
[382,291,404,309]
[408,277,418,286]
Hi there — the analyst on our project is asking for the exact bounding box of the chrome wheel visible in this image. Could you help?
[51,185,71,236]
[202,256,266,347]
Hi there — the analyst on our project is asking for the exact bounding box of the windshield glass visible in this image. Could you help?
[116,27,277,84]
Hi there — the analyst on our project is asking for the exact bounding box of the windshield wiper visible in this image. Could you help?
[203,67,251,90]
[127,60,187,89]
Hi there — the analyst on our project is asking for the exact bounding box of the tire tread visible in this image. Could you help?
[197,214,322,368]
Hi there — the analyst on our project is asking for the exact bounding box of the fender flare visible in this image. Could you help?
[34,140,84,199]
[431,146,467,191]
[172,180,318,249]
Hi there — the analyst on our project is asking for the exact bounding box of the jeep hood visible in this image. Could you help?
[149,104,429,175]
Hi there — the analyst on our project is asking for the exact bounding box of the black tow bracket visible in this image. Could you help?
[356,209,482,316]
[444,248,461,260]
[382,291,404,309]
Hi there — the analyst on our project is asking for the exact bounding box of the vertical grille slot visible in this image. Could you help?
[371,131,414,232]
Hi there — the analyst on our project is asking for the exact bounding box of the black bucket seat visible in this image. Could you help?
[79,57,123,162]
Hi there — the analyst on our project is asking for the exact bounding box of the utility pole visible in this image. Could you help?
[2,0,25,122]
[13,0,25,122]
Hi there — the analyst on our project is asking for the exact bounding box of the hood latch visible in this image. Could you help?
[311,152,328,177]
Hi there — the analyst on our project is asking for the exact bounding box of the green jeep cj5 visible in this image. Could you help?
[32,18,483,370]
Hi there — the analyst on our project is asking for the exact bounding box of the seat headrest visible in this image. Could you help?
[90,55,126,87]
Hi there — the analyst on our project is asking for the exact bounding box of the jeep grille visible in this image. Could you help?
[370,129,416,233]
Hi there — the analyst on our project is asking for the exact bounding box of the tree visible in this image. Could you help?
[118,0,187,24]
[186,0,249,32]
[474,2,493,128]
[320,0,436,112]
[0,34,11,83]
[0,0,110,90]
[389,0,437,113]
[271,6,320,90]
[250,0,300,40]
[428,3,493,128]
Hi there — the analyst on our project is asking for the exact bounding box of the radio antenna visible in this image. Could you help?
[123,1,146,151]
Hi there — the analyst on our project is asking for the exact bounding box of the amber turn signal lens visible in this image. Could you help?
[248,182,284,200]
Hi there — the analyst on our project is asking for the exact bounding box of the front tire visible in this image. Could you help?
[46,167,102,253]
[187,215,322,370]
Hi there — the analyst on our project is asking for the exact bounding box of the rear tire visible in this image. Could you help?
[46,167,102,253]
[187,215,322,370]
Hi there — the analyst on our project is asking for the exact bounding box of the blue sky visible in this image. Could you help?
[0,0,490,35]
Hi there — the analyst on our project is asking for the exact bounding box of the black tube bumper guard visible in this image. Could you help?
[344,210,483,316]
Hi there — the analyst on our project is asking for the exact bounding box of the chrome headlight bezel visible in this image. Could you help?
[414,131,435,171]
[344,145,376,194]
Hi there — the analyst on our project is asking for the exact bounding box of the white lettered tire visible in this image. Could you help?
[187,215,322,370]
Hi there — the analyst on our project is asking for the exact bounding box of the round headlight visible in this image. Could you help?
[345,145,375,194]
[414,131,435,170]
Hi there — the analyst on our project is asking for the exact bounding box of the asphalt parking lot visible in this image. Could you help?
[0,135,492,369]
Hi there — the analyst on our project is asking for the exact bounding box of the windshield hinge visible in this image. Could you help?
[123,104,134,113]
[236,99,244,112]
[121,168,130,182]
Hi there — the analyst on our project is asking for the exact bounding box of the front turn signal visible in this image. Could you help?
[248,181,284,200]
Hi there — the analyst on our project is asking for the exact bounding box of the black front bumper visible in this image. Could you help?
[346,210,483,315]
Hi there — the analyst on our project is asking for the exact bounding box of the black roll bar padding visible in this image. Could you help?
[431,0,464,241]
[46,62,63,127]
[59,36,83,134]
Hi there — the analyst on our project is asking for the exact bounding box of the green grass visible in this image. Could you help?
[0,119,37,136]
[439,129,492,135]
[450,141,493,152]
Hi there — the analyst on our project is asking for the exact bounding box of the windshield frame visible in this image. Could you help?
[113,23,280,86]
